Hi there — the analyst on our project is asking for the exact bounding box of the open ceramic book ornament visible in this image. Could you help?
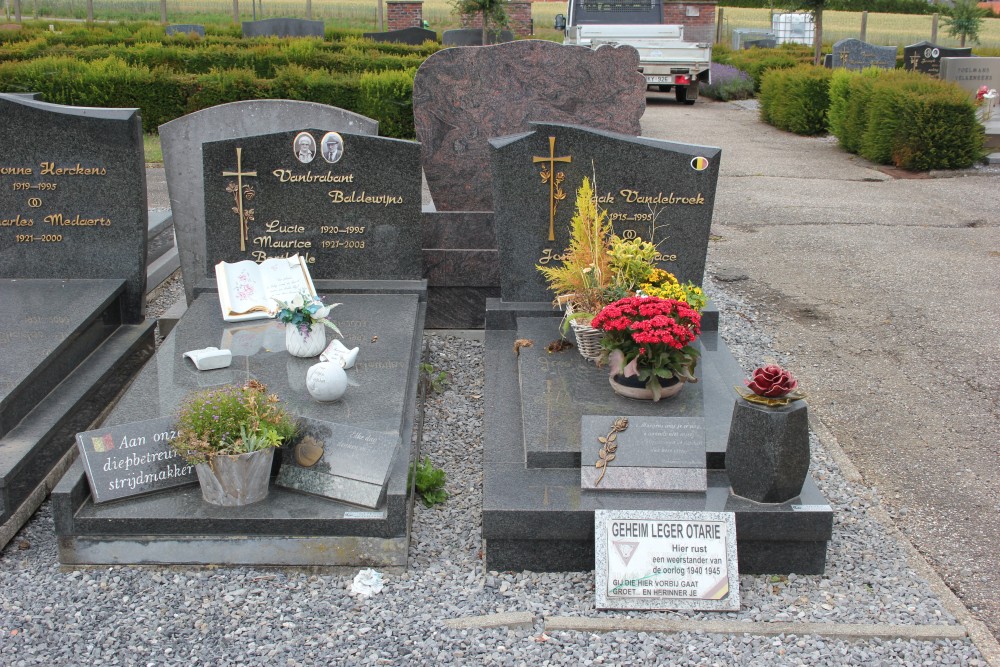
[215,254,317,322]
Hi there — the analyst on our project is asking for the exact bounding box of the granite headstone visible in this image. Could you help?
[363,26,436,45]
[242,18,324,38]
[0,94,147,322]
[831,38,896,71]
[940,57,1000,98]
[413,40,647,211]
[166,24,205,37]
[441,28,514,46]
[202,129,422,281]
[159,100,378,303]
[490,122,721,303]
[276,417,401,508]
[903,41,972,76]
[76,416,196,503]
[580,415,706,492]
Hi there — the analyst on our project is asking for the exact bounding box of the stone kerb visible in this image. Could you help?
[159,100,378,304]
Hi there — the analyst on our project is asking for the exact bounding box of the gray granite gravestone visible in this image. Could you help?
[159,100,378,303]
[0,94,148,322]
[413,40,647,211]
[363,26,436,45]
[242,18,324,38]
[489,122,721,303]
[823,53,833,69]
[580,415,706,492]
[166,24,205,37]
[831,38,896,71]
[903,41,971,76]
[940,57,1000,98]
[441,28,513,46]
[744,38,777,50]
[276,417,401,508]
[202,129,422,281]
[76,416,196,503]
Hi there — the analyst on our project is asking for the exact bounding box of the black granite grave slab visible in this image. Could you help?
[490,123,721,303]
[0,95,148,322]
[513,316,740,470]
[242,18,324,38]
[421,209,498,328]
[831,38,896,71]
[0,280,155,540]
[482,318,833,575]
[903,41,972,76]
[202,130,422,282]
[0,280,123,439]
[53,290,425,566]
[363,26,436,45]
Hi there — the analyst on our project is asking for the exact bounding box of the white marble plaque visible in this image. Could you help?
[594,509,740,611]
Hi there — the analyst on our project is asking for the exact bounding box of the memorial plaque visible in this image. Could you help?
[0,95,148,322]
[830,38,896,72]
[903,41,971,76]
[202,130,422,280]
[276,417,400,508]
[941,57,1000,99]
[76,416,196,503]
[594,509,739,611]
[491,123,721,303]
[581,415,706,492]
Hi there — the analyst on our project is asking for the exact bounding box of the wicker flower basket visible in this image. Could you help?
[562,299,605,363]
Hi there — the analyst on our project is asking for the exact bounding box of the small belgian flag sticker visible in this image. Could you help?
[691,156,710,172]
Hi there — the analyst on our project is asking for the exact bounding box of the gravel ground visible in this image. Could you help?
[0,277,988,665]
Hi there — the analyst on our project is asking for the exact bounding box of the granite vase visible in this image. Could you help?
[195,448,274,506]
[609,374,683,402]
[285,324,326,358]
[725,398,809,503]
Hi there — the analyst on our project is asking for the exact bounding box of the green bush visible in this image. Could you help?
[723,44,816,92]
[358,68,416,139]
[186,67,267,112]
[759,65,834,135]
[827,68,984,169]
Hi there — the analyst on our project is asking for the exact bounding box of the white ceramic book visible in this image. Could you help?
[214,254,317,322]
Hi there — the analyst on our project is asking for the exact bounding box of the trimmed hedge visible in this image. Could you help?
[759,65,834,135]
[829,69,984,170]
[761,65,985,169]
[0,23,432,138]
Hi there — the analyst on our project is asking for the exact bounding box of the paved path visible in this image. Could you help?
[642,94,1000,644]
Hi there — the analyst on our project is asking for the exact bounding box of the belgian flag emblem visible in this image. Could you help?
[691,156,710,172]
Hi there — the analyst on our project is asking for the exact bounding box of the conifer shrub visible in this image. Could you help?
[759,65,834,135]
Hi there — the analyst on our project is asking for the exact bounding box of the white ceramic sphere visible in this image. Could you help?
[306,361,348,402]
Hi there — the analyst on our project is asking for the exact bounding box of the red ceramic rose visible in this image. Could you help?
[747,365,797,398]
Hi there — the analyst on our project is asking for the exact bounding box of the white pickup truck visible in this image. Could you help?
[555,0,712,104]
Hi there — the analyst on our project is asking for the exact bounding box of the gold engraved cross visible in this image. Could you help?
[222,147,258,252]
[533,136,572,241]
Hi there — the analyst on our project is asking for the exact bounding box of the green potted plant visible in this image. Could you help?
[171,380,298,506]
[276,293,342,358]
[590,295,702,402]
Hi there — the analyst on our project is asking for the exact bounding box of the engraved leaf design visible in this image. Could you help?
[598,436,607,444]
[608,434,617,442]
[605,454,616,463]
[595,460,605,468]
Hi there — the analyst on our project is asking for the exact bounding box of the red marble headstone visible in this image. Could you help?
[413,40,646,212]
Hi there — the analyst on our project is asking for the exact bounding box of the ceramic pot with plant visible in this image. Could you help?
[590,295,701,402]
[171,380,298,506]
[726,365,809,503]
[276,293,342,358]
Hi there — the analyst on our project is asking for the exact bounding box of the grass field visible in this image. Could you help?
[4,1,998,48]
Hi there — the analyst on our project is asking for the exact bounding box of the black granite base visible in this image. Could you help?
[482,301,833,575]
[0,280,156,544]
[53,288,426,567]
